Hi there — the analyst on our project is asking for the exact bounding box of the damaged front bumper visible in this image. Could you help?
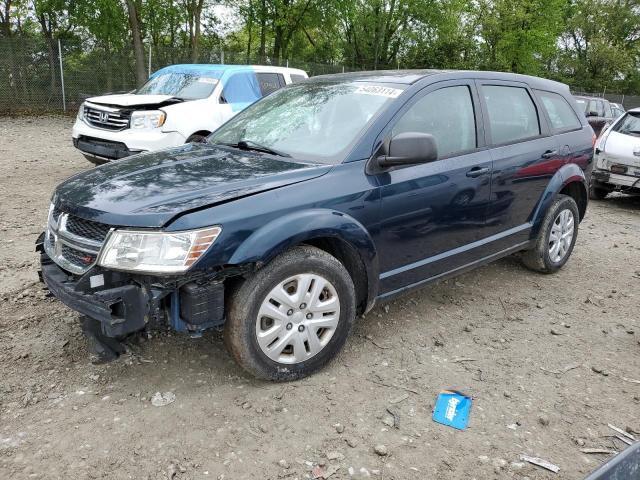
[36,233,226,339]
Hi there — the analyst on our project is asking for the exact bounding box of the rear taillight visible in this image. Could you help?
[592,133,597,147]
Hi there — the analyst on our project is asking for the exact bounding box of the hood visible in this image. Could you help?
[87,93,179,108]
[54,144,331,228]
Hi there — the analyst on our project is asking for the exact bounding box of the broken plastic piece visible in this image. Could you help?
[432,390,472,430]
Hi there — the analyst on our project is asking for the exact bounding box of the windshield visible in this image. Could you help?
[208,81,405,163]
[612,111,640,136]
[137,72,219,100]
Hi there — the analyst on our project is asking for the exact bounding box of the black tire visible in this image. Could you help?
[522,194,580,274]
[82,154,109,166]
[589,182,609,200]
[186,133,208,144]
[224,245,356,381]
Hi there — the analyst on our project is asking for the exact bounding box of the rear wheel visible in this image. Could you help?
[522,194,579,273]
[224,246,356,381]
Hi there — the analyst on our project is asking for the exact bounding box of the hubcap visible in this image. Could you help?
[255,273,341,364]
[548,208,574,263]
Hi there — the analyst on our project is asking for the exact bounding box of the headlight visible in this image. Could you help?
[130,110,166,129]
[98,226,221,273]
[77,102,85,121]
[596,127,611,151]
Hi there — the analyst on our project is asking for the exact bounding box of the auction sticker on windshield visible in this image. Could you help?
[354,86,402,98]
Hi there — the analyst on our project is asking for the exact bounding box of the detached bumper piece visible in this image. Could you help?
[73,136,142,162]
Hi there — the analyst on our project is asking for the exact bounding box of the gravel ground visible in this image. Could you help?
[0,116,639,480]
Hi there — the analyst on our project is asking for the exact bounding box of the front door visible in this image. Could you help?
[373,81,493,295]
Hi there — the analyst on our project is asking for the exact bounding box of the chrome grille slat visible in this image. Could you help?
[84,105,130,131]
[45,208,113,275]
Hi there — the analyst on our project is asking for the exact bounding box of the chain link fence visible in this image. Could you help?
[3,37,640,114]
[571,89,640,109]
[0,38,359,114]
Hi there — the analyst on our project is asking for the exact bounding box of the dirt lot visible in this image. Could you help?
[0,116,639,480]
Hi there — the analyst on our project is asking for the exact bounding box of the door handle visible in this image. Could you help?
[466,166,491,178]
[541,150,558,159]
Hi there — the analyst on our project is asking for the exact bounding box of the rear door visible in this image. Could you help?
[534,89,593,172]
[478,81,561,248]
[375,80,493,294]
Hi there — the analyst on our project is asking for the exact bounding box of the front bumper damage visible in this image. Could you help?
[36,233,227,341]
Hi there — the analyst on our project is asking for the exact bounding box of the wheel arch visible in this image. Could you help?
[228,209,379,313]
[530,163,588,237]
[186,130,211,142]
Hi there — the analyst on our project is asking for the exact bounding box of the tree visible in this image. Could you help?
[124,0,146,86]
[183,0,205,62]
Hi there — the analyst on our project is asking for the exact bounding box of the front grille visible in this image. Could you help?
[84,104,130,131]
[61,244,96,269]
[44,207,113,275]
[66,216,111,243]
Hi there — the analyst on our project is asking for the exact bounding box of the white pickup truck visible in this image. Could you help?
[72,64,307,164]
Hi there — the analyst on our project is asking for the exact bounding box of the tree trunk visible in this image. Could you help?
[258,0,266,63]
[125,0,147,87]
[273,25,282,64]
[246,0,254,63]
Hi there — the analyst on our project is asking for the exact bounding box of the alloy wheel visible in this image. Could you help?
[548,208,575,263]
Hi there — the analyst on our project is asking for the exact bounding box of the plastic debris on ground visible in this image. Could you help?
[432,390,472,430]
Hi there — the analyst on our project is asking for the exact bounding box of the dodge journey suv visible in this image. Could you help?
[39,70,594,380]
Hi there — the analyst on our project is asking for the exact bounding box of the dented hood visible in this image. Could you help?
[53,143,331,227]
[87,93,178,108]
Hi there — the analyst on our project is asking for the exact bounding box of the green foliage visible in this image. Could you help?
[2,0,640,95]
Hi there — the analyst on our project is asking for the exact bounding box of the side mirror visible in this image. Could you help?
[377,132,438,169]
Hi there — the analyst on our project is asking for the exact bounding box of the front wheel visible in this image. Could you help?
[522,194,579,273]
[224,246,356,381]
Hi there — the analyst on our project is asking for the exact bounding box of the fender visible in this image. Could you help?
[228,208,379,309]
[530,163,588,237]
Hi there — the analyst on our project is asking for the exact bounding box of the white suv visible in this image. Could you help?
[592,108,640,199]
[72,64,308,164]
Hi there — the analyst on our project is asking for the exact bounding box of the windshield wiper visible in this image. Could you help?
[216,139,291,157]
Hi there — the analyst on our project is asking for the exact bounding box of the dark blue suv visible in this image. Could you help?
[38,70,594,380]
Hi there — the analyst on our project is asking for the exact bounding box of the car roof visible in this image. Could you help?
[307,69,568,90]
[574,95,608,102]
[153,64,307,77]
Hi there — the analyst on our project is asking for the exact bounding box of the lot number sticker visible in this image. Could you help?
[354,86,402,98]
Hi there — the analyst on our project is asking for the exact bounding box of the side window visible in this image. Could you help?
[392,85,477,158]
[535,90,581,131]
[596,100,605,117]
[221,72,261,104]
[604,101,613,118]
[482,85,540,144]
[290,74,307,84]
[256,73,284,96]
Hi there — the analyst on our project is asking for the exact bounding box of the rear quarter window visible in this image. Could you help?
[256,72,285,96]
[535,90,582,132]
[482,85,540,145]
[290,74,307,84]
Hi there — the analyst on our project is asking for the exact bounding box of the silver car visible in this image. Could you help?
[591,108,640,199]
